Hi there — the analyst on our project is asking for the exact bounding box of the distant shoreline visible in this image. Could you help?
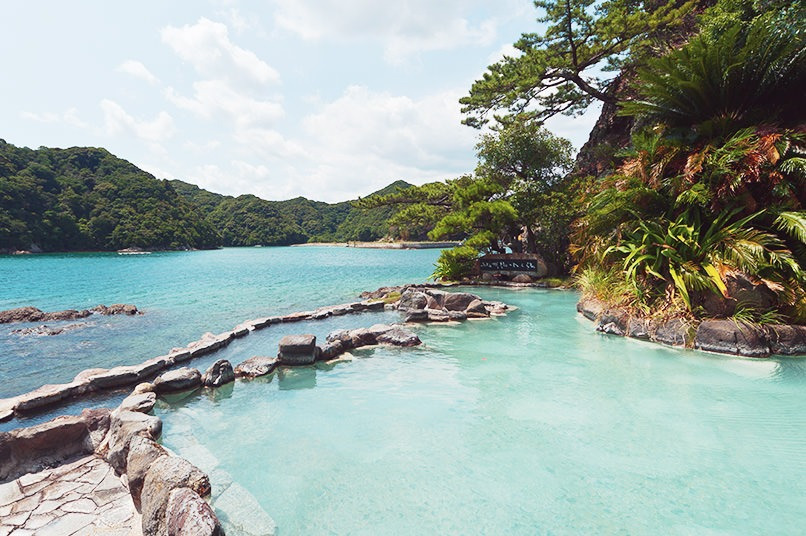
[292,241,461,250]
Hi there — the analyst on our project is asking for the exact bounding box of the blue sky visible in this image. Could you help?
[1,0,599,202]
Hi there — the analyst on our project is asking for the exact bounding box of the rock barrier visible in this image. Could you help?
[0,303,140,324]
[578,296,806,357]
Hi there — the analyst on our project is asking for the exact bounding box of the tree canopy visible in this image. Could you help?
[459,0,697,128]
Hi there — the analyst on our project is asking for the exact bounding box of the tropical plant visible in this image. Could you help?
[620,11,806,139]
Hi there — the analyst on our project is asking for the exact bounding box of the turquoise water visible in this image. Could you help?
[0,247,440,400]
[155,288,806,535]
[4,249,806,533]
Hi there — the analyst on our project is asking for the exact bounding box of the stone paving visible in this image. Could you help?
[0,455,140,535]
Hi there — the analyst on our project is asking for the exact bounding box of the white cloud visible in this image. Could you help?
[100,99,175,143]
[164,80,283,128]
[161,18,279,87]
[116,60,159,85]
[270,0,500,63]
[20,108,88,128]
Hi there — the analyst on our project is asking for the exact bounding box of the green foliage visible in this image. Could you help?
[171,179,413,246]
[621,10,806,139]
[0,141,219,251]
[431,245,480,281]
[460,0,696,127]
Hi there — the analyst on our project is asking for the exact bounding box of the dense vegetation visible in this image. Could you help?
[0,141,219,251]
[171,179,411,246]
[381,0,805,324]
[0,138,412,252]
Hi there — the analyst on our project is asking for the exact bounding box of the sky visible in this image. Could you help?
[1,0,600,202]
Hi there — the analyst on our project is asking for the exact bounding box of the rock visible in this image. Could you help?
[375,327,421,347]
[481,272,494,282]
[280,311,313,322]
[576,298,605,321]
[695,319,770,357]
[765,324,806,356]
[154,368,202,394]
[41,309,91,321]
[166,487,223,536]
[426,309,451,322]
[127,435,168,509]
[0,410,110,482]
[74,367,109,382]
[141,456,212,536]
[131,356,171,380]
[278,334,319,365]
[465,299,488,317]
[425,295,442,309]
[596,309,629,337]
[11,322,89,336]
[442,292,481,312]
[360,300,385,311]
[234,356,278,378]
[133,382,155,394]
[319,340,345,360]
[404,310,429,322]
[119,391,157,413]
[92,303,140,315]
[105,410,163,474]
[627,317,651,340]
[447,310,468,321]
[512,274,533,283]
[82,408,113,450]
[187,332,232,358]
[398,289,428,311]
[14,381,87,412]
[0,306,45,323]
[170,349,193,363]
[651,318,694,347]
[86,366,140,390]
[360,285,404,300]
[202,360,235,387]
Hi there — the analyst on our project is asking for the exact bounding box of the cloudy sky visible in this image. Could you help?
[1,0,599,202]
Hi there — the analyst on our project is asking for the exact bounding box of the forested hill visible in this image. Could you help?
[0,140,220,252]
[0,139,414,252]
[169,179,413,246]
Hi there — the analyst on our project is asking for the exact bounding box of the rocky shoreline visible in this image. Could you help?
[577,296,806,358]
[0,286,510,535]
[0,303,140,325]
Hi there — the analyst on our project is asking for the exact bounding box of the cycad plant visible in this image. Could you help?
[620,11,805,140]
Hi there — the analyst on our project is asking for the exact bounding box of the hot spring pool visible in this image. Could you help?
[154,288,806,535]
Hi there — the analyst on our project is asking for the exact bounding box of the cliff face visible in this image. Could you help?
[573,72,635,178]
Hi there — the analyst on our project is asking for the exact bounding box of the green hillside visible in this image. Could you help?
[170,179,413,246]
[0,140,219,252]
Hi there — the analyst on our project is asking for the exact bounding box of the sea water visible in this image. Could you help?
[3,249,806,533]
[0,247,440,400]
[155,288,806,535]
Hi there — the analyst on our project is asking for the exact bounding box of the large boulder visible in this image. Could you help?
[442,292,481,312]
[512,274,533,283]
[166,487,223,536]
[234,356,278,378]
[319,340,345,361]
[465,299,489,318]
[404,310,429,323]
[695,319,769,357]
[154,368,202,394]
[119,391,157,413]
[765,324,806,356]
[104,410,163,474]
[278,334,319,365]
[141,456,212,536]
[627,317,651,340]
[202,359,235,387]
[596,309,630,337]
[376,327,421,347]
[398,289,428,311]
[127,435,168,509]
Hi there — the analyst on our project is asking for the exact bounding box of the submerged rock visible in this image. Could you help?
[202,359,235,387]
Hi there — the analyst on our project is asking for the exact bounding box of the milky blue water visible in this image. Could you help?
[155,288,806,535]
[3,249,805,533]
